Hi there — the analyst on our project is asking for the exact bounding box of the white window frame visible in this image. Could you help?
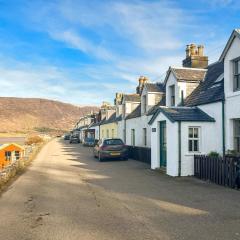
[188,127,201,153]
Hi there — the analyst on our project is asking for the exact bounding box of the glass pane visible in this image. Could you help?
[188,140,192,152]
[194,128,199,138]
[189,128,193,138]
[194,140,199,152]
[238,60,240,74]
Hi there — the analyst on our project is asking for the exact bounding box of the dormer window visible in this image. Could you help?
[233,58,240,91]
[169,85,175,106]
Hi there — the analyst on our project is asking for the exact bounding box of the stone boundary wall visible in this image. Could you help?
[0,143,45,191]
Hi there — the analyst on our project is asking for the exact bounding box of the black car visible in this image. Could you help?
[69,135,80,144]
[93,138,128,161]
[64,134,70,140]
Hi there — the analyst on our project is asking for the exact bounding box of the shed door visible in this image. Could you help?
[160,121,167,168]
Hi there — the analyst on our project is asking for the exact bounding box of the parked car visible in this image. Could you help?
[93,138,128,161]
[69,135,80,144]
[64,134,70,140]
[83,138,95,147]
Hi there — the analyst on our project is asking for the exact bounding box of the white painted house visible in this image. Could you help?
[150,29,240,177]
[219,29,240,154]
[125,82,165,148]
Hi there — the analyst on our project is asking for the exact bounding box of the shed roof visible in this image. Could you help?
[149,106,215,125]
[0,143,24,151]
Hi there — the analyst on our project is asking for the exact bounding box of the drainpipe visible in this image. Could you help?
[178,121,182,177]
[222,100,226,158]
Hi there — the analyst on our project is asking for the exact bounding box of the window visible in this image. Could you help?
[131,129,135,146]
[104,139,124,146]
[5,151,11,161]
[107,129,109,138]
[155,94,161,105]
[112,129,114,138]
[233,59,240,91]
[169,85,175,106]
[142,95,147,113]
[15,151,20,160]
[143,128,147,146]
[234,119,240,153]
[188,127,200,152]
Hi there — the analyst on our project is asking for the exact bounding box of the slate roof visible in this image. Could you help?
[146,96,166,116]
[184,61,224,106]
[116,115,122,122]
[145,83,165,93]
[171,68,206,82]
[101,112,117,125]
[124,94,141,102]
[149,107,215,125]
[125,105,141,120]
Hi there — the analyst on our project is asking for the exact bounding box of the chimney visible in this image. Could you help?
[136,76,148,94]
[114,92,123,105]
[182,43,208,68]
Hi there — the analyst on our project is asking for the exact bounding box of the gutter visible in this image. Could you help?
[178,121,182,177]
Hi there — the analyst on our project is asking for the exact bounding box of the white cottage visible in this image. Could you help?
[149,44,223,176]
[125,82,165,148]
[150,29,240,177]
[219,29,240,154]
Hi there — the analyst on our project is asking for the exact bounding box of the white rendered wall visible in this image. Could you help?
[125,115,151,148]
[150,113,179,176]
[223,36,240,150]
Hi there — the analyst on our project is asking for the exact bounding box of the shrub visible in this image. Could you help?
[208,151,220,158]
[25,135,43,145]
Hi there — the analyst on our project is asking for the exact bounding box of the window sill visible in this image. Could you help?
[185,152,203,156]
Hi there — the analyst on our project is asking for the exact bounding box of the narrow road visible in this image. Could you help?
[0,139,240,240]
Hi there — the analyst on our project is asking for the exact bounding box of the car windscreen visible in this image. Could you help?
[103,139,123,145]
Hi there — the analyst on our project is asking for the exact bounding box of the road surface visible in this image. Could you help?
[0,139,240,240]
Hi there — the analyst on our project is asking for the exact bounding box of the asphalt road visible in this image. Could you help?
[0,139,240,240]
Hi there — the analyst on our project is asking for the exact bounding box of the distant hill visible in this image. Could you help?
[0,97,98,134]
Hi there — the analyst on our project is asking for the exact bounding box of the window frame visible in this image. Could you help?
[234,119,240,153]
[188,127,201,153]
[233,57,240,92]
[169,85,175,106]
[5,151,11,161]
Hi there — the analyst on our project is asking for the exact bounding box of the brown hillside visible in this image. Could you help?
[0,97,99,133]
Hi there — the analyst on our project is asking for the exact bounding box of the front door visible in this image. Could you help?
[160,121,167,168]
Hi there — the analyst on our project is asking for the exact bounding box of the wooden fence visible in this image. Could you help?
[127,146,151,165]
[194,155,240,188]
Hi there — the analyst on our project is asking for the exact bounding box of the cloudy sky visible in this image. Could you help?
[0,0,239,105]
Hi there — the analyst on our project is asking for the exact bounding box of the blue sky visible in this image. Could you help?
[0,0,239,105]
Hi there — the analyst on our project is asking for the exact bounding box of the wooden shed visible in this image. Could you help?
[0,143,25,170]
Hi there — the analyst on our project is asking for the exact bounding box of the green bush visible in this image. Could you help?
[208,151,220,158]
